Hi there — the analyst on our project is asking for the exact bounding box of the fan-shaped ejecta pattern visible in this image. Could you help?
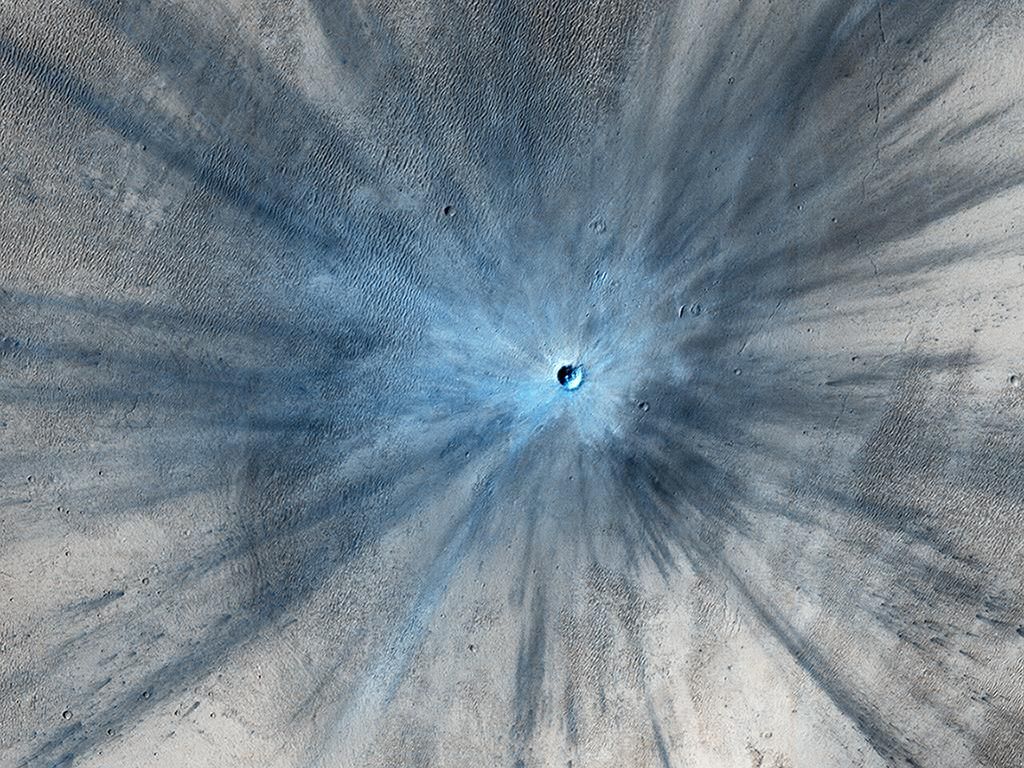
[1,1,1023,767]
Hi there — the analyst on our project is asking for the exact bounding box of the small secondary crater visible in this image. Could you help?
[557,364,584,391]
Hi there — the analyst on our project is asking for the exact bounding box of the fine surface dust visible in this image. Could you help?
[1,1,1023,767]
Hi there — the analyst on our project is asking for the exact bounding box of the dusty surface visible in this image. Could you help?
[1,1,1023,766]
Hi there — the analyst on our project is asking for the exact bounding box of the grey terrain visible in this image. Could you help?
[1,1,1023,766]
